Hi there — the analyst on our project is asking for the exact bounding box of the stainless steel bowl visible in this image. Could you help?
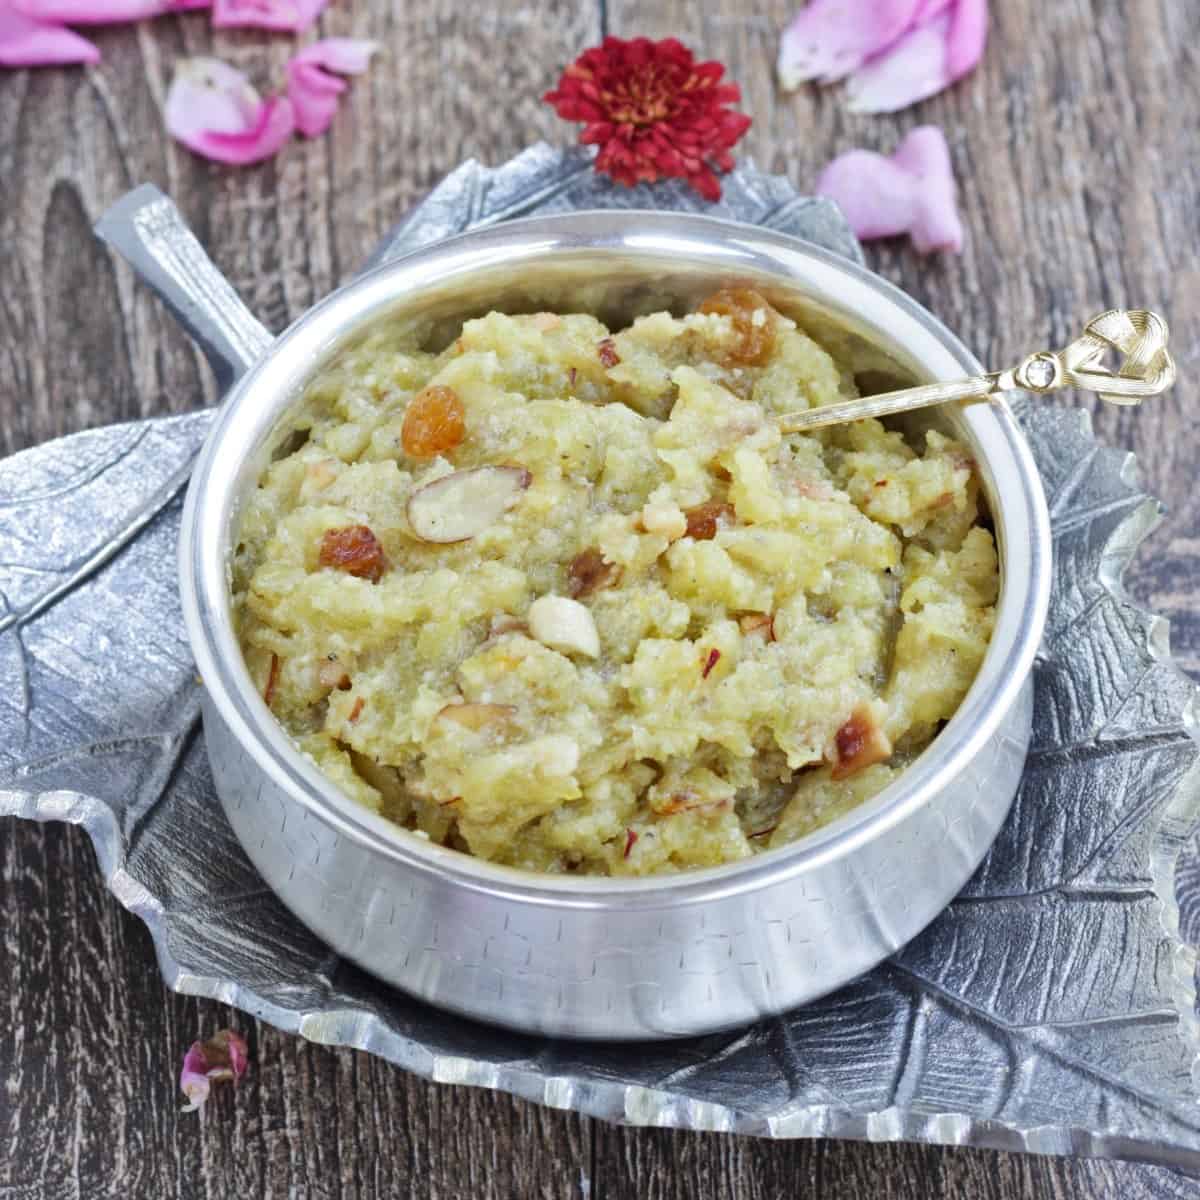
[99,191,1051,1040]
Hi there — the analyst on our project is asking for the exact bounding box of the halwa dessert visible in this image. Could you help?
[233,289,998,876]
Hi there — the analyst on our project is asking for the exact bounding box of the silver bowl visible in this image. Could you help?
[98,192,1051,1040]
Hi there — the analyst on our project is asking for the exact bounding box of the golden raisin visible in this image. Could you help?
[401,385,465,458]
[318,525,387,583]
[683,501,736,541]
[567,547,622,599]
[697,287,776,366]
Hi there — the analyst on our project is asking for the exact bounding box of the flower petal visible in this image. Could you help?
[211,0,327,32]
[200,96,295,164]
[845,0,988,113]
[890,125,963,253]
[165,56,295,165]
[179,1030,249,1113]
[179,1043,212,1113]
[777,0,922,90]
[0,1,99,65]
[943,0,988,79]
[815,149,918,242]
[286,37,378,137]
[816,125,962,254]
[13,0,208,23]
[293,34,376,74]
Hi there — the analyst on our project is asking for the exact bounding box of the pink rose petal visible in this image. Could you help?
[943,0,988,79]
[845,0,988,113]
[0,0,99,65]
[777,0,921,89]
[211,0,327,33]
[286,37,378,138]
[165,56,295,165]
[816,125,963,255]
[180,1030,249,1113]
[14,0,208,23]
[179,1042,213,1113]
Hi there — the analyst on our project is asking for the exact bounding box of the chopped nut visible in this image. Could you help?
[528,595,601,658]
[435,702,516,731]
[639,499,688,541]
[532,312,562,332]
[407,465,532,543]
[831,705,892,780]
[318,525,387,583]
[683,501,736,541]
[739,613,775,641]
[597,338,621,367]
[567,547,622,599]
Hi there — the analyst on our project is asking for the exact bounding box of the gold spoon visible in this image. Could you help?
[777,309,1176,434]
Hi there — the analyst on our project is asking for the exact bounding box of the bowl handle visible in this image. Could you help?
[94,185,273,393]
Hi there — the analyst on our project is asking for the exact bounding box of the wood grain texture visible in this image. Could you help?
[0,1,1196,1197]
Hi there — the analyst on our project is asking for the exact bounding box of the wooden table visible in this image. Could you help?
[1,1,1196,1195]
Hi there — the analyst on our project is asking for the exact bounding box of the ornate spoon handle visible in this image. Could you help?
[777,310,1176,434]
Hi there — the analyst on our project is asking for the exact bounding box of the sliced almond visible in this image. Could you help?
[528,595,601,659]
[436,702,516,731]
[407,465,531,543]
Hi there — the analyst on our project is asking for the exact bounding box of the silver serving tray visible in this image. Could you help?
[2,145,1198,1168]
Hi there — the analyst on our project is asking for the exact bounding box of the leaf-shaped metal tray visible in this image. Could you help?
[3,145,1199,1169]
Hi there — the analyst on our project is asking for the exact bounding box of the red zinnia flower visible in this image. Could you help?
[544,36,752,202]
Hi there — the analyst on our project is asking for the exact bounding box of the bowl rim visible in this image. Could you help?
[179,209,1052,908]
